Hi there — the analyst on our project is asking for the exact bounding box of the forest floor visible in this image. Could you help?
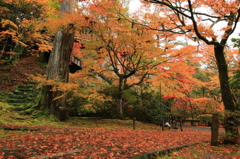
[0,106,239,159]
[160,141,240,159]
[0,56,239,158]
[0,116,217,158]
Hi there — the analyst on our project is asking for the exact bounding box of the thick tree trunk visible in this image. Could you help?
[40,29,74,121]
[38,29,74,121]
[214,44,239,143]
[39,85,69,121]
[37,0,75,121]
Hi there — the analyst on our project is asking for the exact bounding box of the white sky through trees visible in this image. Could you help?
[128,0,240,47]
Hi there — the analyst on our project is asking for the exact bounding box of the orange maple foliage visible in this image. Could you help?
[191,98,224,114]
[0,0,54,59]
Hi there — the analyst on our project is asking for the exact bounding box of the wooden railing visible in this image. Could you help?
[70,56,81,68]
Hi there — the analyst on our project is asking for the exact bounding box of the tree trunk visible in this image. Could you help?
[188,101,195,126]
[117,76,124,118]
[214,44,239,143]
[37,0,75,121]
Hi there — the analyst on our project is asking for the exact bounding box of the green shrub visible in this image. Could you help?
[131,91,170,124]
[98,87,140,118]
[197,113,225,126]
[67,92,97,117]
[197,114,212,126]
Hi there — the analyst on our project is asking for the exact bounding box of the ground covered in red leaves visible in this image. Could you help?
[0,56,45,92]
[0,124,211,158]
[166,142,240,159]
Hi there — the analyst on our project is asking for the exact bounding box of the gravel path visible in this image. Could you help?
[182,125,225,132]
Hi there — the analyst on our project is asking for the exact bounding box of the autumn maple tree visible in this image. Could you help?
[79,0,169,118]
[0,0,52,62]
[142,0,240,143]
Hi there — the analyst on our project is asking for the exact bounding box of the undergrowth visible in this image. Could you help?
[0,101,160,130]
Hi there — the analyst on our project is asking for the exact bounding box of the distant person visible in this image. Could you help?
[164,122,171,128]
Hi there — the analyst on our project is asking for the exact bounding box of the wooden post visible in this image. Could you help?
[133,117,136,130]
[174,116,177,128]
[168,116,171,130]
[162,118,165,131]
[180,119,183,131]
[171,116,174,127]
[211,114,219,146]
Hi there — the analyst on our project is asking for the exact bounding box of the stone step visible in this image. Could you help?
[7,98,29,103]
[17,84,36,89]
[12,90,37,95]
[8,103,23,107]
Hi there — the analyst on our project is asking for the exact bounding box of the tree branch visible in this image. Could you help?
[186,0,218,45]
[220,8,240,46]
